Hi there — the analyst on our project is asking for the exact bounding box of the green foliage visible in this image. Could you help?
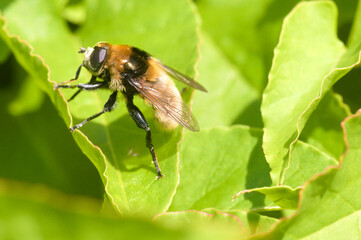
[1,0,361,239]
[252,110,361,240]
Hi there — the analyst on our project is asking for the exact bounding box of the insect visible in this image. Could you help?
[54,42,207,179]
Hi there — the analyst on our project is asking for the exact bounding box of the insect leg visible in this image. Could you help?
[67,89,82,102]
[56,80,104,91]
[55,63,83,86]
[67,76,98,102]
[70,91,118,131]
[59,82,104,90]
[125,94,163,179]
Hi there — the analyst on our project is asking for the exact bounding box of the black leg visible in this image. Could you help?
[125,94,163,179]
[56,81,104,91]
[70,91,118,131]
[67,76,98,102]
[61,76,100,102]
[67,89,82,102]
[56,63,83,86]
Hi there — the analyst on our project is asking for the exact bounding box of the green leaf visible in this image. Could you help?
[7,75,44,116]
[169,126,273,212]
[171,123,337,212]
[62,1,86,25]
[192,34,261,128]
[233,186,301,210]
[0,61,102,198]
[283,141,338,188]
[300,92,350,159]
[197,0,304,93]
[155,209,278,237]
[332,0,359,30]
[1,0,80,92]
[197,0,273,91]
[0,0,13,11]
[0,38,9,63]
[195,0,306,129]
[252,110,361,240]
[344,0,361,47]
[261,1,361,185]
[232,140,337,210]
[0,0,201,216]
[0,182,240,240]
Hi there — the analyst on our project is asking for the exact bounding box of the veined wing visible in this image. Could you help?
[129,78,200,132]
[153,58,207,92]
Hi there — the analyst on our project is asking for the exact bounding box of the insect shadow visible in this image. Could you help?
[74,110,180,176]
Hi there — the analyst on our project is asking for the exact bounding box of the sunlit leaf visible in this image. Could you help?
[155,209,278,237]
[192,34,261,128]
[262,1,361,185]
[233,186,301,210]
[170,126,273,212]
[252,110,361,240]
[300,92,350,159]
[197,0,301,92]
[232,140,337,210]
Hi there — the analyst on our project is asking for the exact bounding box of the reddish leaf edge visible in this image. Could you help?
[279,2,361,184]
[247,109,361,239]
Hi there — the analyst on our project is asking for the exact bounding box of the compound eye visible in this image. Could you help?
[89,46,107,71]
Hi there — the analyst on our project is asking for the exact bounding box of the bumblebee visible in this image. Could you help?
[54,42,207,179]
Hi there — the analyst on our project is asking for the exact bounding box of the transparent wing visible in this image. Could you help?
[129,78,200,132]
[154,58,207,92]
